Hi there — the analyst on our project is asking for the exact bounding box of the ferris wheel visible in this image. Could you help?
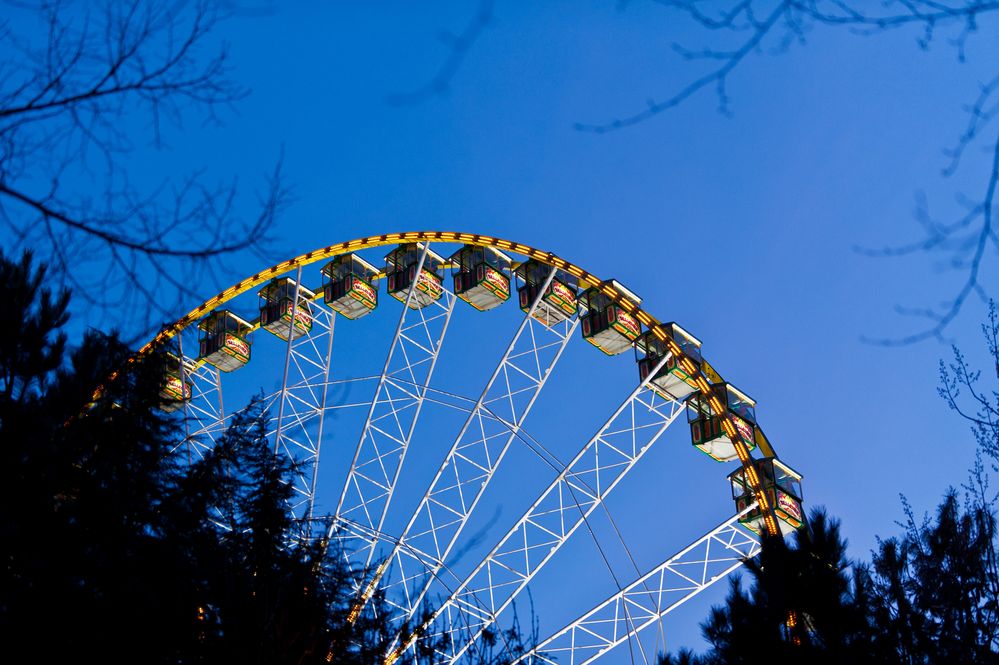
[145,231,805,665]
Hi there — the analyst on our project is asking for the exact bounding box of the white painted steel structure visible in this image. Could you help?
[140,234,792,665]
[516,506,762,665]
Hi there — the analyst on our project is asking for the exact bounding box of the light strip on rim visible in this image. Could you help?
[131,231,790,540]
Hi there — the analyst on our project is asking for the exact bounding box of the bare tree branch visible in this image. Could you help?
[0,0,286,336]
[568,0,999,343]
[939,300,999,461]
[861,127,998,345]
[579,1,999,132]
[385,0,493,106]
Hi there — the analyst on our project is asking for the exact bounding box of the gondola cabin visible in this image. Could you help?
[515,259,578,327]
[635,323,702,400]
[450,244,512,311]
[579,280,642,356]
[259,277,315,341]
[158,353,193,412]
[323,253,379,320]
[198,310,252,372]
[687,383,758,462]
[729,457,804,536]
[385,243,445,310]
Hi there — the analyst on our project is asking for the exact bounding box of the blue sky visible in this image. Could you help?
[23,2,999,659]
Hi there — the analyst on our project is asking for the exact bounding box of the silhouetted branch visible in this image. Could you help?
[862,128,998,345]
[945,73,999,176]
[0,1,286,336]
[580,1,999,131]
[577,2,786,132]
[571,1,999,343]
[939,300,999,460]
[385,0,493,106]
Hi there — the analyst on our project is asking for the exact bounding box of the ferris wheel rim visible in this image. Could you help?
[132,230,801,661]
[138,230,790,536]
[143,231,687,362]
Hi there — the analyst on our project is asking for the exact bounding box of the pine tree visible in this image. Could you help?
[0,249,540,664]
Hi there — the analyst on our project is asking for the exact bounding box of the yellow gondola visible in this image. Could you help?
[579,280,642,356]
[450,244,512,311]
[635,323,702,400]
[729,457,804,536]
[687,382,759,462]
[322,253,379,319]
[198,310,252,372]
[259,277,314,341]
[515,259,578,327]
[385,243,445,310]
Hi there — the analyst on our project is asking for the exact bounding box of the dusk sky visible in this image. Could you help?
[21,2,999,660]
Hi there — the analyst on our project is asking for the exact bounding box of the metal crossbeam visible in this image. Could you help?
[268,273,338,520]
[393,354,684,664]
[370,267,579,625]
[333,242,457,573]
[176,331,226,459]
[517,507,762,665]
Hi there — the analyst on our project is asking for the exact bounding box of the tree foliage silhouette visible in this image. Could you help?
[0,249,538,664]
[659,305,999,664]
[661,497,999,664]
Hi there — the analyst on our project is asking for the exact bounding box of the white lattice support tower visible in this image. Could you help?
[176,327,226,459]
[333,242,458,573]
[369,266,580,624]
[266,279,338,520]
[391,354,685,664]
[517,507,762,665]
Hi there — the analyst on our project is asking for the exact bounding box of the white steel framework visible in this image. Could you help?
[133,232,802,665]
[267,267,339,521]
[176,333,226,459]
[393,353,687,664]
[333,243,458,573]
[516,506,762,665]
[365,267,580,624]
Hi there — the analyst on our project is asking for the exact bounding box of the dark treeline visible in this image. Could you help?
[7,239,999,665]
[0,250,532,664]
[662,304,999,665]
[661,496,999,665]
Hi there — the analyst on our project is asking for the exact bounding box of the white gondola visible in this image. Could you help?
[687,382,759,462]
[450,244,511,311]
[635,323,702,400]
[323,253,379,319]
[385,243,445,310]
[515,259,578,327]
[198,310,252,372]
[158,353,193,412]
[259,277,315,341]
[729,457,804,536]
[579,280,642,356]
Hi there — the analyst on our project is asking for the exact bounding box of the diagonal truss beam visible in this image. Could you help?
[366,267,580,624]
[176,331,226,459]
[268,269,338,520]
[390,353,684,664]
[516,506,762,665]
[332,242,457,573]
